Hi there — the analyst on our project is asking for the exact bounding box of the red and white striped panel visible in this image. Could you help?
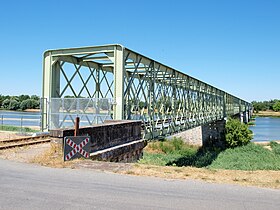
[65,138,90,160]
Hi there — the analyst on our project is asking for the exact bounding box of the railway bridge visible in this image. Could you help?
[42,44,252,143]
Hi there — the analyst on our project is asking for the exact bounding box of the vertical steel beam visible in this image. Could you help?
[52,62,61,97]
[113,45,125,119]
[42,51,52,131]
[149,61,155,138]
[42,51,60,131]
[42,51,52,102]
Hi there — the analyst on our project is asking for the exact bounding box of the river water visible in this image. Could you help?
[1,111,279,141]
[0,110,40,127]
[250,117,280,142]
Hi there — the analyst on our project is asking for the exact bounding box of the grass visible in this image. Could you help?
[139,138,221,167]
[269,141,280,155]
[138,137,198,166]
[0,125,38,133]
[247,121,256,126]
[139,138,280,171]
[31,143,81,168]
[209,143,280,170]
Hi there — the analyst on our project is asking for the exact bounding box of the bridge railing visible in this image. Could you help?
[48,98,113,130]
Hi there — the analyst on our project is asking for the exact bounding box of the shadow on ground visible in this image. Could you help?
[166,146,223,168]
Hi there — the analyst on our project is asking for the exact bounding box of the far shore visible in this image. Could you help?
[254,110,280,117]
[23,109,40,112]
[0,109,40,113]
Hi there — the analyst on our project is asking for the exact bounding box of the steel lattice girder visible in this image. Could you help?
[42,44,252,138]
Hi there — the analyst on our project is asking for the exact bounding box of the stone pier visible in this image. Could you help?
[170,119,226,147]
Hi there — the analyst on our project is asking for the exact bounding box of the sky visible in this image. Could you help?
[0,0,279,102]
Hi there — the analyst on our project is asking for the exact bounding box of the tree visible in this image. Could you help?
[2,99,10,109]
[225,118,253,148]
[273,101,280,112]
[30,95,40,101]
[18,94,30,102]
[252,101,267,112]
[8,99,20,110]
[20,99,40,110]
[0,94,4,106]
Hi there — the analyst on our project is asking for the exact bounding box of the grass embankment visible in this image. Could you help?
[140,138,280,170]
[0,125,38,133]
[134,138,280,188]
[139,138,221,168]
[209,142,280,170]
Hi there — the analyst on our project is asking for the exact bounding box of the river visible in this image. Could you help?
[1,111,279,141]
[250,117,280,142]
[0,110,40,127]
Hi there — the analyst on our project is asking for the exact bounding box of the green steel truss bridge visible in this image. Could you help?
[42,44,251,139]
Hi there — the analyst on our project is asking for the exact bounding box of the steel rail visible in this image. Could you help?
[0,136,51,150]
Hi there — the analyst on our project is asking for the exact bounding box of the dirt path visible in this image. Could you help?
[0,131,24,140]
[0,143,51,163]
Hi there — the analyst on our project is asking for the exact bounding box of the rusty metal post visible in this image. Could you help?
[74,117,80,136]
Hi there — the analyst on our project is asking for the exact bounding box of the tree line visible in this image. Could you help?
[1,94,279,113]
[0,95,40,111]
[251,99,280,112]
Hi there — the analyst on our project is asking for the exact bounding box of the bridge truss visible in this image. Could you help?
[42,44,251,139]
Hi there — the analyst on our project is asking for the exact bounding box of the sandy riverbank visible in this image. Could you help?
[255,110,280,117]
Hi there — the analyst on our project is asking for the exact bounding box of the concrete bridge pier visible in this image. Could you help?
[243,111,249,124]
[238,111,250,124]
[170,119,226,147]
[239,112,244,123]
[249,109,253,119]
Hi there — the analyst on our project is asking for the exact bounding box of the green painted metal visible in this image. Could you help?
[42,44,252,138]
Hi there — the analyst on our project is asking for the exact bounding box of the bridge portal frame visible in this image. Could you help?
[42,44,251,138]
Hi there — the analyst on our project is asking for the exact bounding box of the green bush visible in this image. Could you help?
[225,118,253,148]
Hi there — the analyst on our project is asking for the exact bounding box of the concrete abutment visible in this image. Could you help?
[170,119,226,147]
[170,108,253,147]
[50,120,147,163]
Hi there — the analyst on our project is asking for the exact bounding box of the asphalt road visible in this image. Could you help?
[0,159,279,210]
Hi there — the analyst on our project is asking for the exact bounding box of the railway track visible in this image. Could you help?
[0,136,52,150]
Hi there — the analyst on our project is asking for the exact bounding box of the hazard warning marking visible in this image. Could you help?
[64,136,91,161]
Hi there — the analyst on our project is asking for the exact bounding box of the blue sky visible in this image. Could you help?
[0,0,279,102]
